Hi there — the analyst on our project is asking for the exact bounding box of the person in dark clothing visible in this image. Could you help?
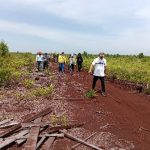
[77,53,83,72]
[43,53,49,70]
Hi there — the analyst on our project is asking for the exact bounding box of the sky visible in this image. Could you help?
[0,0,150,55]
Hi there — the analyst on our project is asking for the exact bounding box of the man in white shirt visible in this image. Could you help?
[89,52,107,96]
[36,51,44,71]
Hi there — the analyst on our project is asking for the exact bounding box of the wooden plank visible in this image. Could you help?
[0,129,29,149]
[60,130,103,150]
[37,133,62,149]
[0,118,13,126]
[46,122,85,134]
[45,133,64,138]
[41,137,55,150]
[36,136,46,149]
[71,132,97,149]
[24,117,42,150]
[37,123,84,150]
[0,107,52,138]
[21,122,50,128]
[16,127,45,145]
[0,121,18,129]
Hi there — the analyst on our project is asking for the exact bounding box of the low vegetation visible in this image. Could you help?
[83,52,150,85]
[85,89,97,98]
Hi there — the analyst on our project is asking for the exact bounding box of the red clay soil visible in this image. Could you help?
[51,64,150,150]
[2,63,150,150]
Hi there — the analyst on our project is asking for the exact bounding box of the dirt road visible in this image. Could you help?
[52,64,150,150]
[1,63,150,150]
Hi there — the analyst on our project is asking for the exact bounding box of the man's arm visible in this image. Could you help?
[104,59,107,76]
[36,55,38,62]
[88,64,94,74]
[104,66,107,76]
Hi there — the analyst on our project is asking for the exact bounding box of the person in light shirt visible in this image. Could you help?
[89,52,107,96]
[36,51,43,71]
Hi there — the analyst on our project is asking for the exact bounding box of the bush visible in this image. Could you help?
[138,52,144,59]
[0,68,12,86]
[32,85,54,97]
[144,88,150,95]
[85,89,97,98]
[23,79,35,89]
[0,41,9,57]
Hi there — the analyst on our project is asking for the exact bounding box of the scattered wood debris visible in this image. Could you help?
[0,107,101,150]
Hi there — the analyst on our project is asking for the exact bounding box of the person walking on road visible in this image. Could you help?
[88,52,107,96]
[69,55,76,75]
[58,52,66,73]
[43,53,50,70]
[77,53,83,72]
[36,51,44,71]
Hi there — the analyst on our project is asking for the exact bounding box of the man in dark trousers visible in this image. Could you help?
[89,52,107,96]
[77,53,83,72]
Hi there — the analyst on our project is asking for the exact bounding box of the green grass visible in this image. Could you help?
[85,89,97,98]
[83,55,150,84]
[31,85,54,97]
[0,52,35,86]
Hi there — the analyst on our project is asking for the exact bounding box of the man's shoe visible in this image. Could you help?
[101,92,106,97]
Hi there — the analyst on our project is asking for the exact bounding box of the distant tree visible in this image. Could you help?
[0,41,9,56]
[138,52,144,59]
[83,51,88,57]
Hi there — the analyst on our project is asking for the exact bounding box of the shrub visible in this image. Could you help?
[138,52,144,59]
[144,88,150,95]
[50,114,68,126]
[0,41,9,57]
[23,79,35,89]
[0,68,12,86]
[85,89,97,98]
[32,85,54,97]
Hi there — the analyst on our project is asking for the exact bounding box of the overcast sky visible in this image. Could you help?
[0,0,150,55]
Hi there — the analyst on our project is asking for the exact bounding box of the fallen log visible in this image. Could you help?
[71,132,97,149]
[60,130,104,150]
[0,107,52,138]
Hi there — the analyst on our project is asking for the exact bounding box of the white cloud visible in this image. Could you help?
[1,0,150,55]
[1,19,150,55]
[0,0,141,25]
[135,8,150,19]
[0,19,103,47]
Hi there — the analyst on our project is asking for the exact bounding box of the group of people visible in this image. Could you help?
[36,51,107,96]
[36,52,50,71]
[58,52,83,74]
